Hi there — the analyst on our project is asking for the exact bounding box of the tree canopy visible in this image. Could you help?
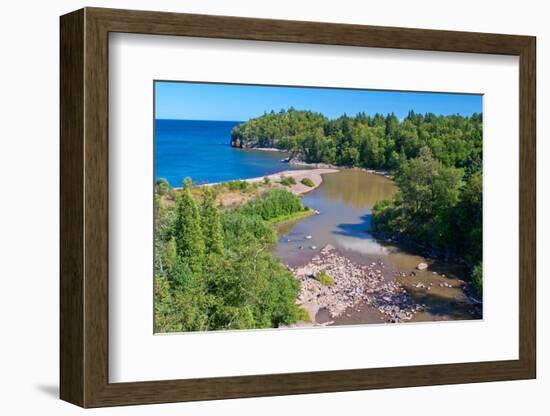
[154,182,307,332]
[231,108,482,173]
[232,107,483,296]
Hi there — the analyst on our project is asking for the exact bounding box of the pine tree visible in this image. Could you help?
[201,187,224,255]
[162,237,178,274]
[173,177,205,273]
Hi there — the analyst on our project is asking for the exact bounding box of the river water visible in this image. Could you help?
[274,169,482,324]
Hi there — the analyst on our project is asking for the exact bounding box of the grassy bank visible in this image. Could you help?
[266,208,314,225]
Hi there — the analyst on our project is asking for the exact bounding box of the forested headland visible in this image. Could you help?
[231,108,483,297]
[154,178,311,332]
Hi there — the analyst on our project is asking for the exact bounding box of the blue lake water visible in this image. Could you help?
[155,119,301,186]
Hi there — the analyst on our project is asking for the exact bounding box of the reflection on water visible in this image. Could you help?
[274,169,481,324]
[320,169,397,210]
[274,170,397,265]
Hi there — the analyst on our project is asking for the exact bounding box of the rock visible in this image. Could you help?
[417,262,428,271]
[291,245,419,323]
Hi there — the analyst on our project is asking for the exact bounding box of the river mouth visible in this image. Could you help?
[274,169,482,326]
[274,169,397,267]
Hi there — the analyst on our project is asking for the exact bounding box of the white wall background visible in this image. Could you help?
[0,0,546,414]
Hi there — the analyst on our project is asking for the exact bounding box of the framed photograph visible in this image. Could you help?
[60,7,536,407]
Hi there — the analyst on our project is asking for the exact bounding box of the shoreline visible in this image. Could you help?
[232,144,394,179]
[193,168,339,196]
[244,168,339,195]
[266,208,315,225]
[239,147,284,153]
[283,158,394,180]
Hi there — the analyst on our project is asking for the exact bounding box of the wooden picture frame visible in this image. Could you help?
[60,7,536,408]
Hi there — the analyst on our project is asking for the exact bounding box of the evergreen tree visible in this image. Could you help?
[173,177,205,273]
[162,237,178,274]
[201,187,224,255]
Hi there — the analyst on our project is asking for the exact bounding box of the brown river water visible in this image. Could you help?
[273,169,482,325]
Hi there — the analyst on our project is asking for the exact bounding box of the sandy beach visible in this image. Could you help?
[244,168,339,195]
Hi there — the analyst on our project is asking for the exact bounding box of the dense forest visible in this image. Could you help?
[231,108,483,297]
[154,179,310,332]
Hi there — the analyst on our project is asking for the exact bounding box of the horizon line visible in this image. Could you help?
[155,109,482,123]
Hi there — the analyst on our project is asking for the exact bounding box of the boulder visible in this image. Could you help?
[417,262,428,271]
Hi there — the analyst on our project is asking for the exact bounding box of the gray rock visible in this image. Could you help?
[417,262,428,270]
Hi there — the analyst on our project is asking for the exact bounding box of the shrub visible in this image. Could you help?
[238,189,304,222]
[263,176,271,185]
[301,177,315,187]
[371,198,403,235]
[155,178,176,198]
[222,212,276,246]
[240,180,251,191]
[280,175,296,186]
[226,180,249,191]
[315,271,335,286]
[296,306,312,322]
[155,178,171,195]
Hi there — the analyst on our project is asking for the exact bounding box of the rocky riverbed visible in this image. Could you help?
[291,245,427,325]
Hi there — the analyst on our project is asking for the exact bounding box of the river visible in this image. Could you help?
[274,169,482,325]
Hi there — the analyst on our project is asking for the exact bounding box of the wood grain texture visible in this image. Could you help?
[59,7,537,408]
[518,38,537,376]
[59,8,85,407]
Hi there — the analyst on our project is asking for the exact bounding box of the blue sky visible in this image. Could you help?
[155,81,482,121]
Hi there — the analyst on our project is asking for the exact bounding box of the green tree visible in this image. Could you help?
[471,263,482,299]
[373,147,464,252]
[396,147,463,220]
[201,187,224,255]
[162,237,178,273]
[453,170,482,264]
[173,177,205,273]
